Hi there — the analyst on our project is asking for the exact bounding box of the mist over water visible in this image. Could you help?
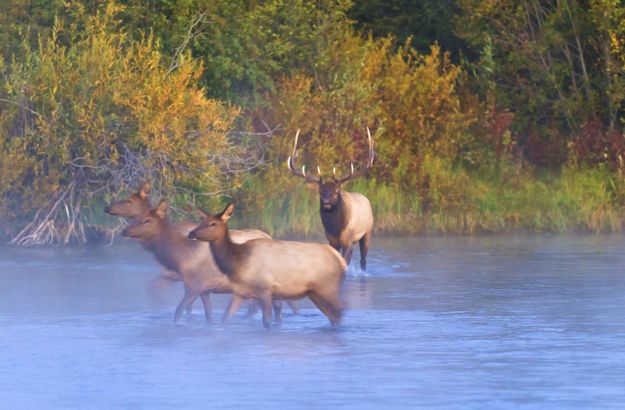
[2,235,625,409]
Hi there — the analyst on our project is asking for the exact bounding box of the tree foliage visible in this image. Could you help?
[456,0,625,167]
[349,0,466,57]
[2,0,625,241]
[0,3,238,243]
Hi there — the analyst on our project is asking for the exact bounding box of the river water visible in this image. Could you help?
[1,235,625,409]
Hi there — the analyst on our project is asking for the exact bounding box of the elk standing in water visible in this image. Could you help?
[105,183,217,313]
[188,203,346,329]
[104,182,288,319]
[105,182,189,306]
[122,201,292,322]
[288,128,375,271]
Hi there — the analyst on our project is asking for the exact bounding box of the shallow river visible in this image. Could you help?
[1,235,625,409]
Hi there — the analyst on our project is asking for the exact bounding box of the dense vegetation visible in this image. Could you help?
[1,0,625,243]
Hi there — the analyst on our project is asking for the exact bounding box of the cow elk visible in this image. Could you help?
[119,199,286,322]
[104,182,153,221]
[105,182,190,309]
[288,128,375,271]
[188,203,346,329]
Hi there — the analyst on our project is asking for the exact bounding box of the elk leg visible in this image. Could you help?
[272,300,283,322]
[308,291,342,326]
[186,296,197,315]
[259,294,273,329]
[222,293,245,324]
[321,289,343,325]
[317,284,343,325]
[358,232,371,272]
[199,292,212,322]
[147,275,175,304]
[246,300,259,317]
[174,290,197,323]
[149,274,176,292]
[286,300,299,314]
[342,244,354,266]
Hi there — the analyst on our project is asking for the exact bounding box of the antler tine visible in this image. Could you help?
[292,129,300,159]
[286,129,320,183]
[366,127,375,168]
[336,127,376,184]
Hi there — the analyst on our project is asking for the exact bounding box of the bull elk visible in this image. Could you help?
[287,128,375,271]
[188,203,346,329]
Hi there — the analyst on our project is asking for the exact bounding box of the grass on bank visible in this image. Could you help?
[8,163,620,245]
[233,165,625,238]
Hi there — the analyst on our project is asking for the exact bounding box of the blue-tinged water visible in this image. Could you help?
[1,235,625,409]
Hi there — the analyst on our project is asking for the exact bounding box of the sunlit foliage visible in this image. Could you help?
[0,3,238,243]
[2,0,625,241]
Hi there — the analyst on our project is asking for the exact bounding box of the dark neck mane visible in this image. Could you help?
[320,192,348,237]
[208,226,243,276]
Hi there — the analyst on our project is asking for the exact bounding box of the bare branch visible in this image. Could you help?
[167,12,209,75]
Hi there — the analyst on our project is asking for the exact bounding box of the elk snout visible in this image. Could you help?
[188,230,198,240]
[321,200,333,210]
[122,226,137,238]
[104,205,113,215]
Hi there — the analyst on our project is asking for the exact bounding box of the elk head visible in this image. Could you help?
[287,128,375,211]
[122,200,169,240]
[188,203,235,242]
[105,182,152,219]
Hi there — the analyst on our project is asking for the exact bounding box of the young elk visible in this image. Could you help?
[188,203,346,329]
[104,182,153,223]
[288,128,375,271]
[105,182,214,315]
[105,182,187,303]
[105,182,202,238]
[119,199,281,322]
[111,186,286,320]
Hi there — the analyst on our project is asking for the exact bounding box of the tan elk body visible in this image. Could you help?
[288,128,375,270]
[119,199,280,322]
[189,204,346,329]
[105,183,188,287]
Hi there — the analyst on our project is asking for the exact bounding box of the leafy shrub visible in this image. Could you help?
[0,3,239,244]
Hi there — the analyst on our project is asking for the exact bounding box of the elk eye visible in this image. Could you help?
[209,222,216,227]
[143,218,151,224]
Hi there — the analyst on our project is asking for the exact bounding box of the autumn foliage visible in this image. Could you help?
[2,1,625,242]
[0,3,238,243]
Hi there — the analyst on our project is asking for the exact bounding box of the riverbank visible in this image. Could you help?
[233,165,625,237]
[2,165,624,246]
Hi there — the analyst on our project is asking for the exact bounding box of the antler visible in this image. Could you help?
[286,129,322,184]
[335,127,375,184]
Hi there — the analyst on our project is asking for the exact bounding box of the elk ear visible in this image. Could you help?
[154,200,168,218]
[139,182,151,200]
[219,203,235,221]
[306,181,319,192]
